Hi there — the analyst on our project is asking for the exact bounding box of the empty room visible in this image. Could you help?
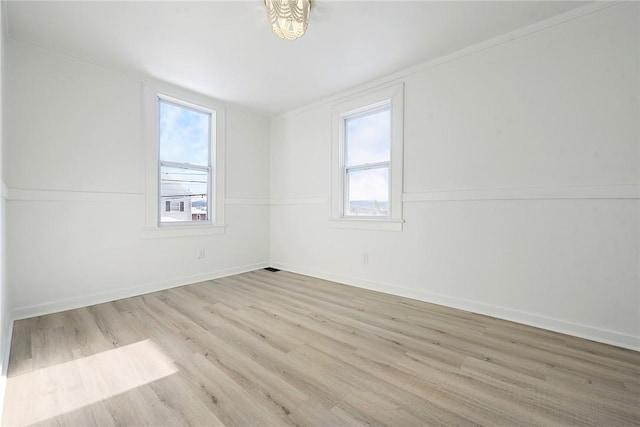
[0,0,638,425]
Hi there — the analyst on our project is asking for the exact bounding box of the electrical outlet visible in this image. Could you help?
[362,252,369,264]
[197,248,205,259]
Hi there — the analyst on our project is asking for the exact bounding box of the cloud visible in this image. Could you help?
[159,100,210,166]
[348,167,389,201]
[346,107,390,166]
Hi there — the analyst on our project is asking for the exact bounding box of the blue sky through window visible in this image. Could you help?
[346,107,390,166]
[159,100,210,166]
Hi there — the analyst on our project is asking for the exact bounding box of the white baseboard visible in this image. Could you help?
[11,262,269,321]
[270,262,640,352]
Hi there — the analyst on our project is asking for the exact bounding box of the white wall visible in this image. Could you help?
[1,2,638,354]
[4,39,271,318]
[270,3,640,350]
[0,0,11,413]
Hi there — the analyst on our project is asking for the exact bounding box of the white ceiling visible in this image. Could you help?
[5,1,588,116]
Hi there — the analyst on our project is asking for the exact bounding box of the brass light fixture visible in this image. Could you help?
[265,0,312,40]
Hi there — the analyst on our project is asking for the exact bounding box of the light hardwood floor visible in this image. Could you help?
[3,269,639,426]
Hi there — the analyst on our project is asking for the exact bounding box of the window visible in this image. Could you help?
[344,106,391,217]
[332,83,404,231]
[158,97,211,225]
[143,82,226,237]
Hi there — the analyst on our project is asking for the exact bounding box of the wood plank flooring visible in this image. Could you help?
[3,269,639,426]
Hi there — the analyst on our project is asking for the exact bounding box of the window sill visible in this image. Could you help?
[141,224,226,239]
[329,218,404,231]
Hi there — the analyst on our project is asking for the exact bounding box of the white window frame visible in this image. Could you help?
[331,83,404,231]
[143,82,226,238]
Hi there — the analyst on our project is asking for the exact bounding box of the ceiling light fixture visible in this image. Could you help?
[265,0,312,41]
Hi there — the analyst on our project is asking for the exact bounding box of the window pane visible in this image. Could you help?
[159,99,210,166]
[160,165,208,223]
[345,107,390,166]
[346,167,389,217]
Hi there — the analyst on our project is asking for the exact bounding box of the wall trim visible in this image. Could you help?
[225,198,270,206]
[403,184,640,202]
[271,197,330,206]
[270,262,640,352]
[8,185,637,204]
[10,262,268,321]
[6,189,276,205]
[268,185,639,206]
[8,188,143,202]
[274,1,621,120]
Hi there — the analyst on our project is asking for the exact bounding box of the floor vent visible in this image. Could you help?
[264,267,281,272]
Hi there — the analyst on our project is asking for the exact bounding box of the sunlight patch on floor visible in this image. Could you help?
[2,339,177,426]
